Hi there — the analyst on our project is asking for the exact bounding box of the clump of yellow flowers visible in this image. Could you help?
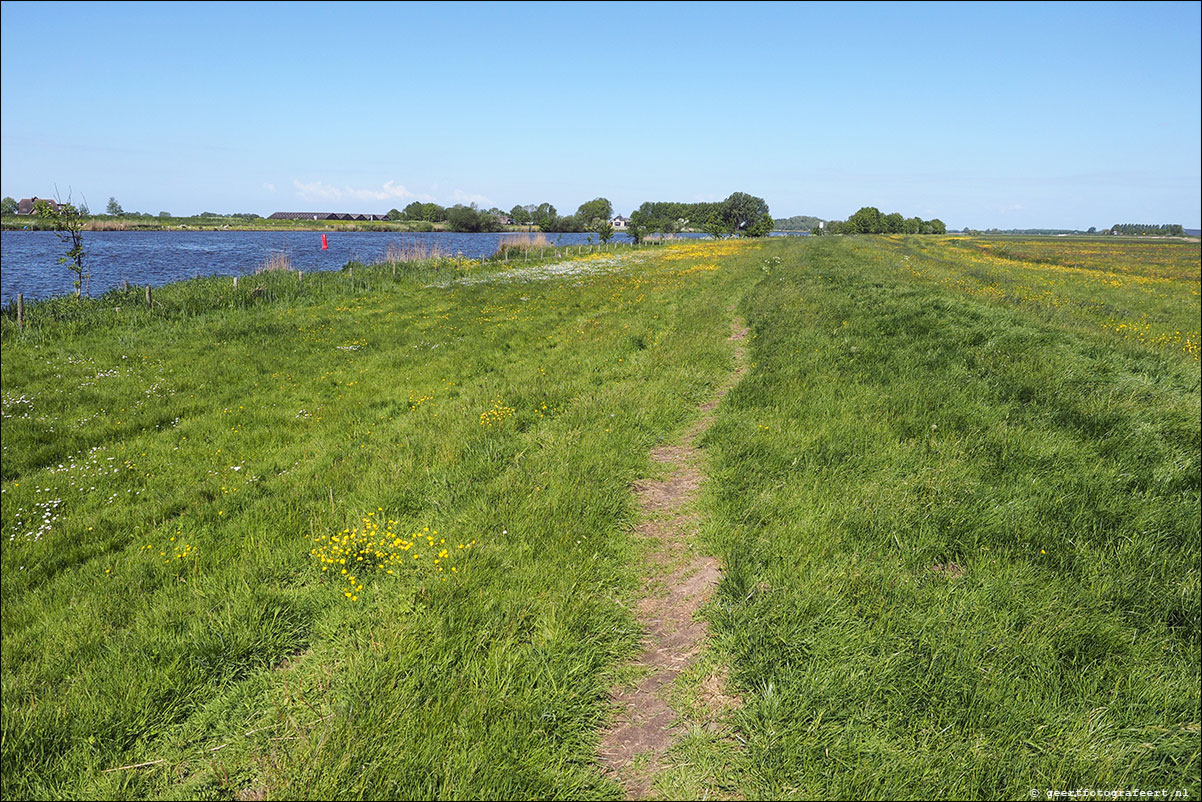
[311,510,476,601]
[479,398,515,427]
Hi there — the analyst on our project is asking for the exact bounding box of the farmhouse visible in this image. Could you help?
[611,214,629,229]
[16,197,62,215]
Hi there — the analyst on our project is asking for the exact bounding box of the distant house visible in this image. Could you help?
[16,197,61,215]
[495,214,515,226]
[611,214,628,229]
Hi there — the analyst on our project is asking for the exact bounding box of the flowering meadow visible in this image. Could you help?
[2,235,1198,799]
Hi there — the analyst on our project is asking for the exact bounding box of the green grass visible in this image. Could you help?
[1,240,766,799]
[3,235,1199,800]
[703,236,1200,798]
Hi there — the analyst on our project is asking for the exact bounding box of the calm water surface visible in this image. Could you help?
[0,230,658,303]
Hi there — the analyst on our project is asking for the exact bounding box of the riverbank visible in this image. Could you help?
[1,229,675,304]
[1,215,500,233]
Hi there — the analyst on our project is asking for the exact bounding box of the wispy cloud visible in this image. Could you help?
[263,183,277,193]
[292,179,427,203]
[450,189,492,206]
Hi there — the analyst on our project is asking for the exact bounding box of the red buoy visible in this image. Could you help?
[321,234,328,250]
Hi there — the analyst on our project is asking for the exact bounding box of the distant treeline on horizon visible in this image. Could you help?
[816,207,947,236]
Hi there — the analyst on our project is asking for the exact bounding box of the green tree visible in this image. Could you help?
[701,218,732,239]
[1,196,17,215]
[106,197,123,216]
[509,205,530,226]
[36,199,89,297]
[531,203,557,229]
[576,197,614,228]
[595,220,615,244]
[743,212,775,238]
[419,203,447,222]
[627,210,652,244]
[846,206,883,234]
[928,218,946,235]
[721,192,771,234]
[446,204,502,233]
[883,212,904,233]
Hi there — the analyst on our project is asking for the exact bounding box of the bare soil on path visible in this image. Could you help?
[598,316,749,799]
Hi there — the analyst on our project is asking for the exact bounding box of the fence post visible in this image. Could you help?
[233,275,238,288]
[17,293,24,329]
[298,270,303,282]
[145,285,153,309]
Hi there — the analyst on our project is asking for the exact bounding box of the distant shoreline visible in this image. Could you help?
[0,217,523,233]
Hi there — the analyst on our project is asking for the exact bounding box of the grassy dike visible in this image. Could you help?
[1,240,766,799]
[3,235,1198,799]
[702,237,1200,798]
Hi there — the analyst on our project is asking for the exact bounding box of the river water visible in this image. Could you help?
[0,230,665,303]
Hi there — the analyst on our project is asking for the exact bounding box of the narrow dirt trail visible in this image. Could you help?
[598,316,749,799]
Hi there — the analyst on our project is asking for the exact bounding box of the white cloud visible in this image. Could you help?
[292,179,427,204]
[998,203,1025,213]
[450,189,492,206]
[263,183,277,193]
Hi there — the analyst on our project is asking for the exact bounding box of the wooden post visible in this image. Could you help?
[16,293,24,329]
[145,285,152,309]
[298,270,303,282]
[233,275,238,288]
[392,264,396,277]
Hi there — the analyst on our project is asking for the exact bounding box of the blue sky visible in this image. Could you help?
[2,1,1199,228]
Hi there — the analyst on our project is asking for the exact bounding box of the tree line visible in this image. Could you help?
[773,215,824,231]
[7,191,776,242]
[388,192,775,240]
[386,198,618,236]
[815,207,946,235]
[624,192,774,242]
[1109,223,1185,236]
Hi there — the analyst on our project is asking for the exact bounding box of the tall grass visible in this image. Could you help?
[256,250,293,273]
[495,231,550,257]
[0,238,766,799]
[380,237,449,263]
[703,236,1200,798]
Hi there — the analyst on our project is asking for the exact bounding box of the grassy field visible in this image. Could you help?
[2,235,1198,800]
[703,236,1200,798]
